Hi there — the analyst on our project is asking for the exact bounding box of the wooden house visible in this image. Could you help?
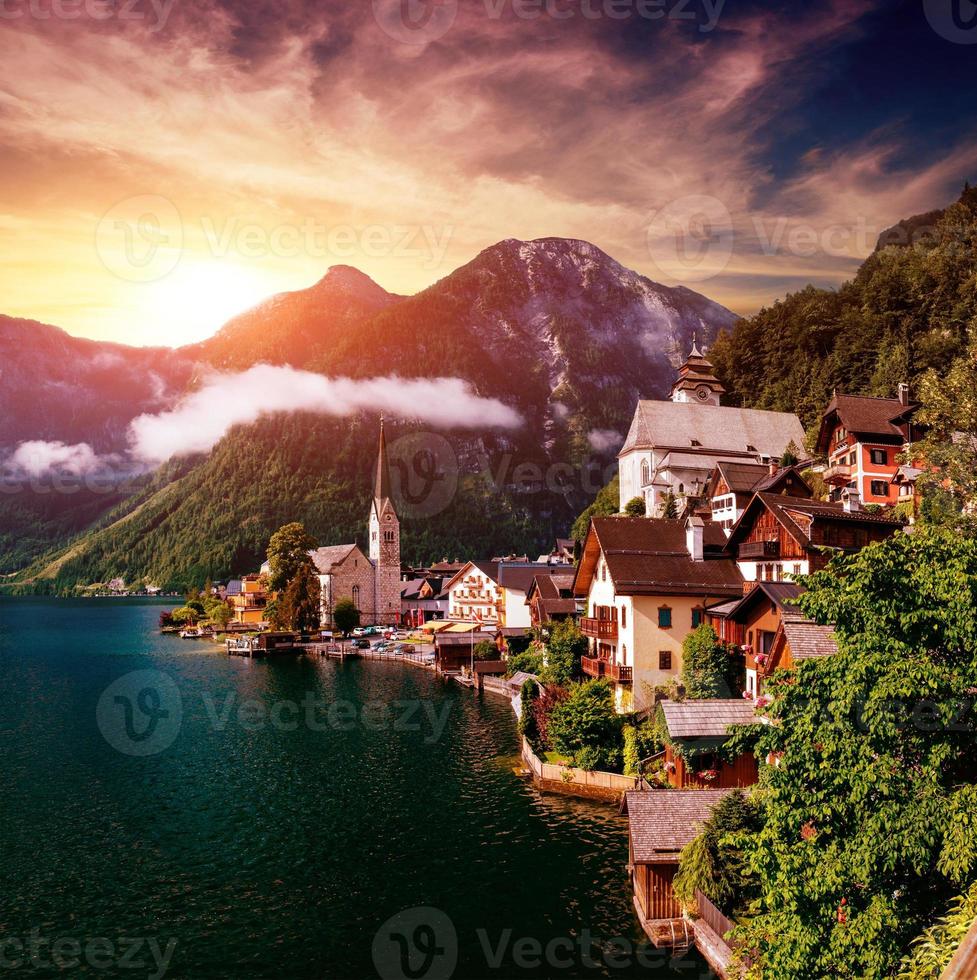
[622,789,731,944]
[658,700,760,789]
[726,491,905,584]
[526,572,578,626]
[705,460,813,534]
[815,386,920,507]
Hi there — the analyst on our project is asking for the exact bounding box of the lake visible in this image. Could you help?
[0,597,711,979]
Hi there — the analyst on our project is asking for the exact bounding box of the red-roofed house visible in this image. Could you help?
[573,516,743,709]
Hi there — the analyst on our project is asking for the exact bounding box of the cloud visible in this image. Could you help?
[588,428,623,453]
[127,366,523,463]
[4,440,106,477]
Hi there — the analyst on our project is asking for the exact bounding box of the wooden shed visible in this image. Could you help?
[622,789,731,946]
[660,700,760,789]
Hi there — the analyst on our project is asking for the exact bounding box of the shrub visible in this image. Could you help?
[506,649,545,677]
[548,679,622,771]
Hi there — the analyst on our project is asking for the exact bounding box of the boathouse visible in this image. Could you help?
[622,789,730,945]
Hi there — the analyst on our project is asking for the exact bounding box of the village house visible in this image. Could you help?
[525,571,578,627]
[573,516,743,710]
[617,344,806,516]
[622,789,731,944]
[705,460,813,534]
[444,560,568,630]
[400,576,449,627]
[228,574,271,626]
[308,419,402,629]
[725,490,906,585]
[815,385,920,507]
[657,700,760,790]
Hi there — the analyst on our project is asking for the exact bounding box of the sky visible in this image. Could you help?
[2,0,977,347]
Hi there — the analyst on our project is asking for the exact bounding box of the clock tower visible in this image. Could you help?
[670,337,725,406]
[369,417,402,627]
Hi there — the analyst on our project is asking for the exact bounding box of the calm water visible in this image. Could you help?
[0,597,710,979]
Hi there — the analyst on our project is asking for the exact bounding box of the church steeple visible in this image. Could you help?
[670,337,725,406]
[374,415,393,509]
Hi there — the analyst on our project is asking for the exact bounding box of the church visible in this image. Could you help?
[617,342,806,516]
[310,420,402,629]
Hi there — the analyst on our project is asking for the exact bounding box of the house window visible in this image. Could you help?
[601,561,606,582]
[870,480,888,497]
[384,530,395,543]
[870,449,888,466]
[658,606,672,628]
[352,585,360,610]
[691,608,703,628]
[659,650,672,671]
[622,644,628,664]
[621,605,627,628]
[793,564,802,577]
[640,460,650,486]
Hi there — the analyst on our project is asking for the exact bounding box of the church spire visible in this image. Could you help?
[374,415,392,505]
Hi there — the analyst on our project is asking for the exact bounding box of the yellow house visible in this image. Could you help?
[229,574,272,626]
[573,516,743,710]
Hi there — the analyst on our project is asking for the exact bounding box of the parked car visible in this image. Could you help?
[352,638,370,649]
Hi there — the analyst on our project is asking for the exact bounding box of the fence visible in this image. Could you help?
[521,738,639,795]
[695,889,736,948]
[480,675,512,697]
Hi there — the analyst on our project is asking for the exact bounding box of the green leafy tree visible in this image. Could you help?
[272,562,322,632]
[266,522,318,593]
[735,527,977,979]
[913,325,977,528]
[674,789,763,912]
[681,624,736,699]
[473,640,498,661]
[897,881,977,979]
[571,475,620,541]
[660,491,678,519]
[505,649,545,678]
[541,619,587,686]
[332,597,360,636]
[780,440,800,467]
[548,678,622,771]
[518,679,542,752]
[624,496,646,517]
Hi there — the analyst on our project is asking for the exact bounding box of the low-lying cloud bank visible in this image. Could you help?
[2,369,523,477]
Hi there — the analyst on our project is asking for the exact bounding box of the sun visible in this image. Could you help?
[143,261,287,347]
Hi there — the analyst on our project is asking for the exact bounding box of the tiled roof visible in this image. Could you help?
[619,401,805,458]
[624,790,732,863]
[498,563,571,595]
[714,460,769,493]
[309,544,360,574]
[577,518,743,597]
[704,597,741,618]
[824,393,913,439]
[721,581,805,621]
[781,617,837,661]
[661,700,759,739]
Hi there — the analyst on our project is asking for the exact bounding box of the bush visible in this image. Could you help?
[624,496,646,517]
[548,679,623,771]
[540,620,587,686]
[518,679,542,752]
[473,640,499,661]
[681,624,737,698]
[623,719,662,776]
[506,649,545,677]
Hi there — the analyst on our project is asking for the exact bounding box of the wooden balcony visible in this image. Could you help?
[581,657,632,683]
[823,462,852,485]
[580,617,618,640]
[738,540,780,560]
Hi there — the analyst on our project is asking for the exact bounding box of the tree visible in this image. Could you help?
[518,678,542,752]
[913,326,977,529]
[735,527,977,978]
[272,562,322,632]
[505,649,545,677]
[541,619,587,686]
[571,475,620,541]
[897,881,977,979]
[473,640,498,661]
[332,597,360,635]
[266,522,318,593]
[624,496,646,517]
[780,440,800,467]
[681,624,736,699]
[548,678,622,771]
[674,789,763,912]
[661,491,678,519]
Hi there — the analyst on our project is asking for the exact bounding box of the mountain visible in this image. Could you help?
[0,316,194,452]
[707,185,977,440]
[183,265,405,370]
[1,237,737,589]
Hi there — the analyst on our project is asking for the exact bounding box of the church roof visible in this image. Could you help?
[619,401,806,459]
[309,544,362,573]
